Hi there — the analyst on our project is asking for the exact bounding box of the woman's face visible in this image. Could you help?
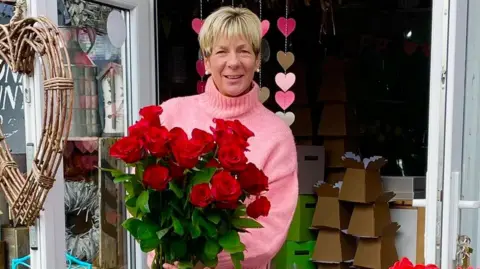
[205,35,260,97]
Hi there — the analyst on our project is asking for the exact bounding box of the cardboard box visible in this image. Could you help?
[316,262,351,269]
[312,229,357,263]
[288,195,317,241]
[311,184,353,230]
[353,223,400,269]
[323,139,358,168]
[271,241,316,269]
[339,154,386,203]
[348,192,396,237]
[297,146,325,194]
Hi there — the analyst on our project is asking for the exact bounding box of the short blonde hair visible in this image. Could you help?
[199,7,262,58]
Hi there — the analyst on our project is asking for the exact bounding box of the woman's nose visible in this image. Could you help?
[226,52,240,67]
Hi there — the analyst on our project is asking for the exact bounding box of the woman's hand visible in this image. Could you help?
[162,262,211,269]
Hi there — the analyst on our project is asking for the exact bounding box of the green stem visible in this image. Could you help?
[151,246,163,269]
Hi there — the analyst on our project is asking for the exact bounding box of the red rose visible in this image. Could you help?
[139,105,163,126]
[190,183,213,207]
[390,258,414,269]
[171,139,203,169]
[143,164,171,191]
[110,136,144,163]
[128,118,150,137]
[211,171,242,203]
[205,158,220,168]
[238,163,269,195]
[191,128,215,154]
[169,127,188,143]
[246,196,271,219]
[144,126,170,157]
[229,119,254,140]
[215,132,249,150]
[218,145,248,172]
[169,161,185,178]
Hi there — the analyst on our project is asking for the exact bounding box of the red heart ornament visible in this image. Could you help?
[196,60,205,77]
[261,20,270,37]
[74,141,87,153]
[275,90,295,110]
[192,18,203,34]
[277,17,296,37]
[197,81,206,94]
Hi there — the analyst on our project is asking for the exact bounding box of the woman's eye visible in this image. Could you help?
[241,50,250,54]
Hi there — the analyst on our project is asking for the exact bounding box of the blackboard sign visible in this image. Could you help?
[0,62,25,154]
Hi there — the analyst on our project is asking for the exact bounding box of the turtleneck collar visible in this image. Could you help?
[199,76,261,118]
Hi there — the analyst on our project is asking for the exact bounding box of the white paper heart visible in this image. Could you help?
[275,111,295,126]
[259,87,270,103]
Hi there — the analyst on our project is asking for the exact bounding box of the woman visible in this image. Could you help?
[154,6,299,269]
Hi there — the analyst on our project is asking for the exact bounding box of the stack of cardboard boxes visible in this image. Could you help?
[317,56,359,185]
[271,146,325,269]
[311,153,400,269]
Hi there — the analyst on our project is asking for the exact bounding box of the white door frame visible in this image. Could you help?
[415,0,450,265]
[25,0,155,268]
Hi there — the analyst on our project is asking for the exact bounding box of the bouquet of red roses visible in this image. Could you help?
[105,105,271,269]
[390,257,439,269]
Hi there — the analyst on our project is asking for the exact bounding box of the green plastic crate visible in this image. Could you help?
[271,240,316,269]
[287,195,317,241]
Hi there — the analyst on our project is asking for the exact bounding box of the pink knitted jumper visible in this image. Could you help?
[148,77,299,269]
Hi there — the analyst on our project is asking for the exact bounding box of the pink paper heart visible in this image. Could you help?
[84,141,98,153]
[275,91,295,110]
[196,60,205,77]
[277,17,296,37]
[261,20,270,37]
[192,18,203,34]
[197,81,206,94]
[74,141,87,153]
[275,72,296,92]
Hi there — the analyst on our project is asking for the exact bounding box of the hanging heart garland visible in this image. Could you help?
[259,86,270,103]
[257,1,270,104]
[196,59,206,77]
[274,3,296,126]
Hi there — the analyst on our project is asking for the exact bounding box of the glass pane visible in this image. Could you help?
[58,0,130,268]
[0,4,29,269]
[459,0,480,267]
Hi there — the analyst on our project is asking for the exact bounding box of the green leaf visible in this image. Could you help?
[100,167,125,177]
[190,224,201,239]
[198,215,217,238]
[177,261,194,269]
[140,237,160,252]
[219,231,245,253]
[204,239,221,260]
[122,218,142,238]
[191,167,216,185]
[137,222,159,240]
[156,227,170,241]
[137,190,150,213]
[172,216,185,236]
[206,213,221,225]
[200,256,219,268]
[231,252,244,269]
[232,218,264,229]
[160,208,172,227]
[169,181,184,198]
[170,240,187,258]
[113,174,134,183]
[233,204,246,218]
[126,196,137,207]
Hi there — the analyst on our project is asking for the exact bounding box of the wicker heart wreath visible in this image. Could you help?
[0,3,73,226]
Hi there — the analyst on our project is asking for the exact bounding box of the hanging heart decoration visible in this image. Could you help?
[276,51,295,71]
[277,17,296,37]
[196,60,205,77]
[192,18,203,34]
[261,20,270,37]
[259,86,270,103]
[275,72,296,92]
[197,81,206,94]
[275,111,296,126]
[275,90,295,110]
